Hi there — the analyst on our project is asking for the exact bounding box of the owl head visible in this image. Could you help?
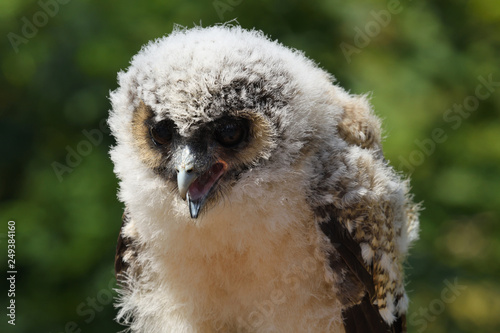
[108,25,380,222]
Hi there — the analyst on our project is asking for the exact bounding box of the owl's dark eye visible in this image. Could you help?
[150,120,175,146]
[214,118,249,148]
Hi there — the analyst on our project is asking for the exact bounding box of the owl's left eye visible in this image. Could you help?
[150,120,175,146]
[214,118,249,148]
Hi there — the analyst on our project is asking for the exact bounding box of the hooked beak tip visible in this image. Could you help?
[187,194,202,219]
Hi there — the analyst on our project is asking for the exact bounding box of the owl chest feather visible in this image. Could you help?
[121,179,344,332]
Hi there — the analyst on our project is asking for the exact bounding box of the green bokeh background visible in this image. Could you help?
[1,0,499,332]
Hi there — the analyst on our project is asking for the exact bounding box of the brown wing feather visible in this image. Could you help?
[343,294,406,333]
[319,207,406,333]
[319,213,375,300]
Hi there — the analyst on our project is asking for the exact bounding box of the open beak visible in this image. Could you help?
[176,148,227,219]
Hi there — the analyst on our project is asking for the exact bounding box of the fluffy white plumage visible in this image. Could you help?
[108,25,419,333]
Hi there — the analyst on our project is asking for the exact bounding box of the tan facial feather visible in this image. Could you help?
[131,101,164,170]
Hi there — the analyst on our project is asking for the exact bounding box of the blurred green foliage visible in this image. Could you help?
[1,0,499,332]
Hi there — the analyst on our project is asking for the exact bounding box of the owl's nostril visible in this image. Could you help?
[177,166,193,174]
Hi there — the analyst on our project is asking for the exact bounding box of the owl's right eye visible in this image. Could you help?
[150,120,174,146]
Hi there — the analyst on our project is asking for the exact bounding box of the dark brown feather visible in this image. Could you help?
[320,215,375,300]
[115,211,131,282]
[319,207,406,333]
[343,294,406,333]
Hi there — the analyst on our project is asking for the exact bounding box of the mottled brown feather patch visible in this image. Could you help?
[337,95,382,150]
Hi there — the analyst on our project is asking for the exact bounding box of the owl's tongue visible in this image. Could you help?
[186,162,226,218]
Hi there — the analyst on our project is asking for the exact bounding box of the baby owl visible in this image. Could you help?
[109,25,419,333]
